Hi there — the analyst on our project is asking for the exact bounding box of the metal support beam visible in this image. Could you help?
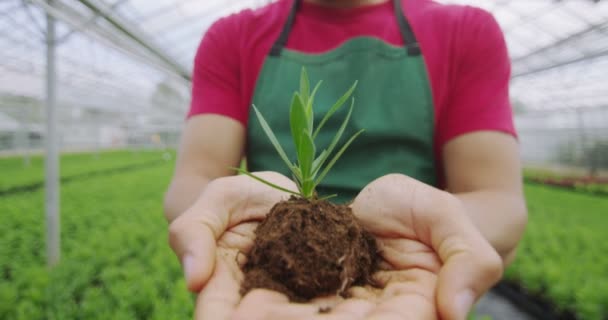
[19,105,31,167]
[22,0,47,37]
[56,0,128,44]
[512,21,608,64]
[30,0,190,87]
[513,48,608,78]
[45,1,60,267]
[74,0,191,81]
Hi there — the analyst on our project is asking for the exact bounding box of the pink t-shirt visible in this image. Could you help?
[188,0,516,170]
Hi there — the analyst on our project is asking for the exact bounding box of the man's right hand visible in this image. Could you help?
[167,172,297,317]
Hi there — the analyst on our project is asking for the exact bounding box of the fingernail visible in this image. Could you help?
[455,290,475,320]
[183,255,195,284]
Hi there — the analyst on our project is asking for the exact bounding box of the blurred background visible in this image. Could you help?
[0,0,606,319]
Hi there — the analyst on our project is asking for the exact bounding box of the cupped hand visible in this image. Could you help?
[348,174,504,320]
[166,172,298,319]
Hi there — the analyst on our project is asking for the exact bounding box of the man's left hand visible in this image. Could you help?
[346,173,503,320]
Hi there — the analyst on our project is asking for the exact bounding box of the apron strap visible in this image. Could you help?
[393,0,421,56]
[270,0,300,56]
[270,0,421,57]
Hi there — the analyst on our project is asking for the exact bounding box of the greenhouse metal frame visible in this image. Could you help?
[1,0,607,283]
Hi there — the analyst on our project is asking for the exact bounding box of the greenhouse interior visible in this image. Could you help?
[1,0,607,319]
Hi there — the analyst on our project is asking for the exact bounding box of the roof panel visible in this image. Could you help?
[1,0,607,126]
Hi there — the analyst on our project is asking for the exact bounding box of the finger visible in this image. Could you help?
[169,173,296,291]
[366,269,437,320]
[214,221,262,269]
[372,269,431,287]
[195,252,243,320]
[347,286,382,302]
[232,289,319,320]
[227,172,297,224]
[218,222,258,254]
[169,214,217,292]
[418,194,502,320]
[434,223,502,320]
[378,238,441,273]
[350,174,418,238]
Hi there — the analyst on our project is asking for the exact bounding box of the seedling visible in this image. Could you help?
[239,69,378,302]
[235,68,363,200]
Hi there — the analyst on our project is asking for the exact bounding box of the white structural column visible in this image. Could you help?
[19,107,30,166]
[45,0,60,267]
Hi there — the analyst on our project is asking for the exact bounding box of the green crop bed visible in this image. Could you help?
[523,168,608,195]
[1,157,605,319]
[0,163,192,319]
[0,150,173,193]
[505,185,608,319]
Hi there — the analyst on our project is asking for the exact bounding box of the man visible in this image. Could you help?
[164,0,528,319]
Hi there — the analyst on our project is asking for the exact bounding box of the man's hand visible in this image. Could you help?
[349,174,503,320]
[169,171,374,320]
[167,172,297,317]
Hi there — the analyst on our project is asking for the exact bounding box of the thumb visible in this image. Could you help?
[430,200,503,320]
[168,201,226,292]
[168,172,297,292]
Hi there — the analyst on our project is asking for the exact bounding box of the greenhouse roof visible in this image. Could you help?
[1,0,607,126]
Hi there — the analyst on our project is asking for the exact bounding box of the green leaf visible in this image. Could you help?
[251,105,297,176]
[312,98,355,177]
[301,179,315,199]
[232,168,301,197]
[307,80,322,130]
[292,172,303,191]
[290,165,303,182]
[311,149,328,178]
[318,194,337,201]
[300,67,310,107]
[314,129,364,188]
[313,80,358,139]
[290,93,309,153]
[298,129,315,180]
[308,80,323,110]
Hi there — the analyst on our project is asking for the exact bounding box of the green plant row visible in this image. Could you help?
[523,168,608,196]
[0,149,174,193]
[572,183,608,195]
[504,184,608,319]
[1,154,605,319]
[0,163,192,320]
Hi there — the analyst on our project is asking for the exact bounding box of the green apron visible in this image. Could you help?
[247,0,437,204]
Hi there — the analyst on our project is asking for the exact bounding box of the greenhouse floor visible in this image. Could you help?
[475,290,534,320]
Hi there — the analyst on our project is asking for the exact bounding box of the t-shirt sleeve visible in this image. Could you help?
[186,14,248,125]
[436,7,516,148]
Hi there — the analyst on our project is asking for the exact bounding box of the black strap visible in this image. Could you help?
[270,0,421,57]
[393,0,421,56]
[270,0,300,56]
